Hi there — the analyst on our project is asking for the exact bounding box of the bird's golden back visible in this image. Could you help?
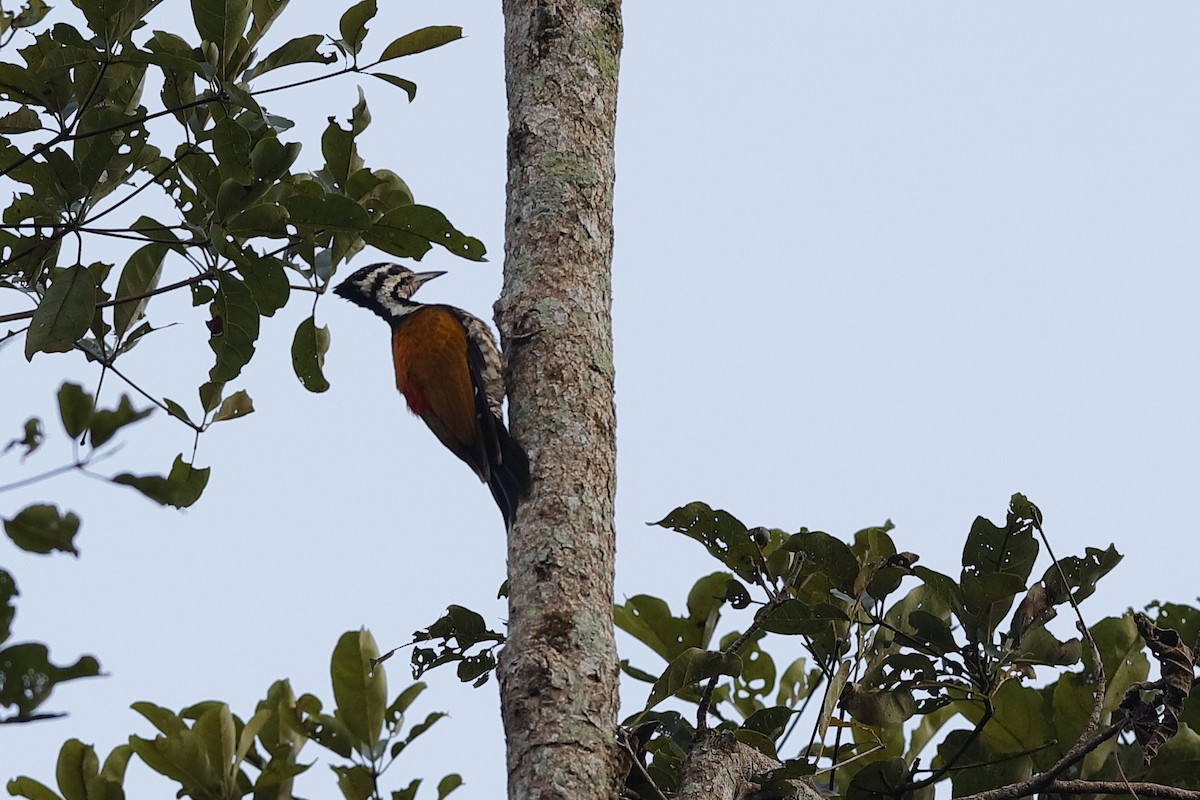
[390,306,488,479]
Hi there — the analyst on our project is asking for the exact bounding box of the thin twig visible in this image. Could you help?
[0,95,221,181]
[0,460,87,493]
[697,555,805,731]
[0,269,217,325]
[617,729,670,800]
[904,701,995,791]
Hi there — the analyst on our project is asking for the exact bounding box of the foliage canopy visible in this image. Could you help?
[3,1,1198,799]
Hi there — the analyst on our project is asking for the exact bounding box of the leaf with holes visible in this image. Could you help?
[0,643,100,720]
[372,205,486,262]
[291,316,330,393]
[207,272,260,382]
[211,390,254,422]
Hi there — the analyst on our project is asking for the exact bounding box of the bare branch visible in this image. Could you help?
[1047,780,1200,799]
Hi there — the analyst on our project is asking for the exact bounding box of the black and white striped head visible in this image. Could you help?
[333,262,446,322]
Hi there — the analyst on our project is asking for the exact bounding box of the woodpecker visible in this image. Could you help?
[333,262,530,527]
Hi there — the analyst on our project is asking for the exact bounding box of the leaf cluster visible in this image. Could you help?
[1,0,482,728]
[6,628,462,800]
[617,495,1200,798]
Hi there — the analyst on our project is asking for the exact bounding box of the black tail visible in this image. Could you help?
[488,424,530,528]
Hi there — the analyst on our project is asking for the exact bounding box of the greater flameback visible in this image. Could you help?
[334,262,530,527]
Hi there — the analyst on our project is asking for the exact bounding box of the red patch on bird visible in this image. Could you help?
[402,380,430,416]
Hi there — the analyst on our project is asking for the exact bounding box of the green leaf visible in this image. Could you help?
[128,716,221,793]
[4,776,61,800]
[0,570,15,644]
[56,382,93,439]
[4,504,81,555]
[839,683,917,726]
[211,389,254,422]
[760,599,843,635]
[367,72,416,102]
[741,706,795,743]
[235,254,290,315]
[190,704,235,783]
[958,496,1041,644]
[385,682,426,722]
[283,193,370,232]
[338,0,376,56]
[76,0,157,47]
[320,105,365,191]
[190,0,251,76]
[12,0,52,29]
[398,711,446,753]
[291,316,330,393]
[1042,544,1123,607]
[55,738,99,800]
[234,708,271,773]
[377,26,463,62]
[163,398,194,425]
[846,759,914,800]
[652,502,762,583]
[89,394,153,447]
[247,0,287,46]
[26,266,98,360]
[199,381,225,413]
[436,774,463,799]
[939,728,1033,795]
[394,780,421,800]
[644,647,741,712]
[112,455,210,509]
[0,106,41,133]
[614,593,710,663]
[113,243,168,339]
[783,529,860,595]
[130,702,188,737]
[244,34,334,80]
[0,644,100,720]
[371,205,486,262]
[213,116,254,185]
[249,136,301,180]
[332,764,374,800]
[207,271,260,382]
[330,629,387,757]
[226,203,289,238]
[4,417,44,459]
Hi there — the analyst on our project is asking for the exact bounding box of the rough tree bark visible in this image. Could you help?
[496,1,623,799]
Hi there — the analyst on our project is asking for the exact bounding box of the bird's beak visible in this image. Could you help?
[412,270,447,289]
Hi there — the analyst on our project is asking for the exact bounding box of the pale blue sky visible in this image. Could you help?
[4,3,1199,794]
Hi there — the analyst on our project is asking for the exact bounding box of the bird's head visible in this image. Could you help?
[333,262,446,321]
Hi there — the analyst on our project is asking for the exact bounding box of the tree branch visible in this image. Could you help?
[1047,780,1200,799]
[955,720,1126,800]
[698,556,805,731]
[0,269,216,325]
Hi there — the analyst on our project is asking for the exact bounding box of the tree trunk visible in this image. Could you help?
[679,733,824,800]
[496,1,623,799]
